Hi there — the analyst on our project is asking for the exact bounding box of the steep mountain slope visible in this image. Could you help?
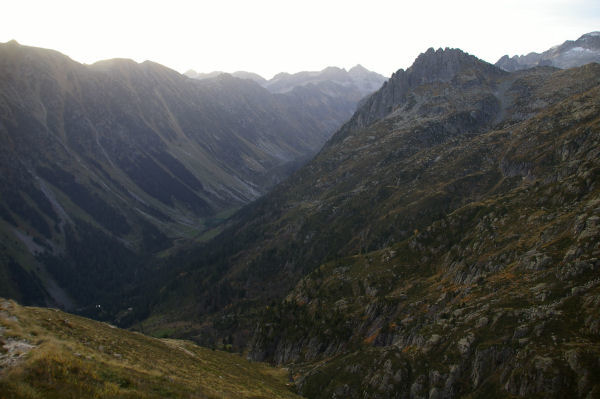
[0,299,300,399]
[496,31,600,71]
[0,40,348,313]
[251,75,600,398]
[146,48,600,397]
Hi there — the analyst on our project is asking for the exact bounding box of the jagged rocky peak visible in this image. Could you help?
[557,31,600,54]
[409,47,469,79]
[402,47,499,85]
[350,48,502,128]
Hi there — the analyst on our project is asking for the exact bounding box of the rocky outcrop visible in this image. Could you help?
[347,47,506,130]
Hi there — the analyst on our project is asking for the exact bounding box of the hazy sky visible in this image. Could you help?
[2,0,599,78]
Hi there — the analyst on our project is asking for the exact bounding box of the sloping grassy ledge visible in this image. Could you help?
[0,299,300,399]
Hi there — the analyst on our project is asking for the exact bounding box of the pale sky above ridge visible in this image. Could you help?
[2,0,599,79]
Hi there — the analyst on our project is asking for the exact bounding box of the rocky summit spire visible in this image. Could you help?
[406,47,488,84]
[350,48,503,128]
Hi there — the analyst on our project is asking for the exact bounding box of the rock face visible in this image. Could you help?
[147,48,600,398]
[350,47,505,128]
[496,31,600,71]
[0,40,359,313]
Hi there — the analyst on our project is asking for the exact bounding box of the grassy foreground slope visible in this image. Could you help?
[0,299,299,399]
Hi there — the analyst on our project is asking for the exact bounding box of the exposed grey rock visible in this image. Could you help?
[457,333,475,356]
[513,325,529,340]
[409,374,427,399]
[496,32,600,71]
[429,387,441,399]
[475,316,489,328]
[350,47,505,129]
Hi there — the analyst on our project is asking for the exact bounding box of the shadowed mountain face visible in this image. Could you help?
[146,48,600,398]
[0,41,363,312]
[496,31,600,71]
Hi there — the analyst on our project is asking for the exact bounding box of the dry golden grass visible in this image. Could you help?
[0,299,300,399]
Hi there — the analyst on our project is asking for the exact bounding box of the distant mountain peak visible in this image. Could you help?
[263,65,386,95]
[496,31,600,71]
[90,58,139,70]
[184,69,266,84]
[580,31,600,39]
[270,71,291,80]
[186,64,386,97]
[322,66,345,72]
[183,70,225,79]
[348,64,383,79]
[230,71,266,83]
[349,64,368,72]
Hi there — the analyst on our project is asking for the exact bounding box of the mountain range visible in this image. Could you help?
[496,31,600,71]
[185,65,387,131]
[184,69,268,84]
[1,32,600,398]
[184,64,386,96]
